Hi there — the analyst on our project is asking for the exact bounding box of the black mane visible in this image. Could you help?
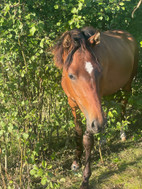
[53,26,97,69]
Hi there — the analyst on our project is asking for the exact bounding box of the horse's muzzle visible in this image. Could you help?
[87,119,106,134]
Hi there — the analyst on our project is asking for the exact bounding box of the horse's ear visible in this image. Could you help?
[53,42,64,69]
[88,31,100,45]
[53,32,72,69]
[63,33,72,49]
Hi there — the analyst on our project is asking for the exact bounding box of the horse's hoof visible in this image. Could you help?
[71,160,80,171]
[80,182,89,189]
[120,131,126,142]
[121,136,126,142]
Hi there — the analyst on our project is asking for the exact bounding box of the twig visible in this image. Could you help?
[98,142,104,164]
[10,3,20,8]
[0,147,6,189]
[132,0,142,18]
[19,139,23,188]
[18,38,27,69]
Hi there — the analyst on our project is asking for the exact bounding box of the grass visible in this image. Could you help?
[56,139,142,189]
[90,141,142,189]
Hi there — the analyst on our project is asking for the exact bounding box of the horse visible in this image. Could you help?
[53,26,138,189]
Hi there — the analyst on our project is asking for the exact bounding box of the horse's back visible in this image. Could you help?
[95,30,138,96]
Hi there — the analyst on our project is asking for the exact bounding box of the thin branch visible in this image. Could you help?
[0,146,6,189]
[10,3,20,8]
[132,0,142,18]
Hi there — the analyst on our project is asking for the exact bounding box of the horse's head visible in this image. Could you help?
[53,27,105,134]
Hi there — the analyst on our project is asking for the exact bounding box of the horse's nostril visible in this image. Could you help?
[91,121,95,128]
[91,120,97,129]
[91,120,102,133]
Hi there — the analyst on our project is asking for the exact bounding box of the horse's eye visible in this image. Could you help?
[68,73,76,80]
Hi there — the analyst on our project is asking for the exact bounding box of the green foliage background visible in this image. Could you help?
[0,0,142,188]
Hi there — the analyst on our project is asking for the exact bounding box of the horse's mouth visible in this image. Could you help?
[87,118,106,134]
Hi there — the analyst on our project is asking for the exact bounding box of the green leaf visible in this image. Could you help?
[60,178,66,182]
[47,164,52,170]
[41,176,47,185]
[30,169,36,176]
[40,39,44,48]
[49,181,54,188]
[56,22,61,26]
[42,160,47,168]
[37,168,43,177]
[19,23,23,30]
[8,123,13,133]
[23,133,29,140]
[119,2,124,6]
[54,5,59,9]
[99,16,103,20]
[71,8,78,14]
[21,72,25,77]
[0,130,4,136]
[108,111,113,118]
[4,4,10,16]
[30,26,36,36]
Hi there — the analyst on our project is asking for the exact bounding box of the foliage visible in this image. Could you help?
[0,0,142,188]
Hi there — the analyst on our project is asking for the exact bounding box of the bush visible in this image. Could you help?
[0,0,141,188]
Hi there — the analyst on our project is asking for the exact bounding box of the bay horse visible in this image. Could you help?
[53,26,138,189]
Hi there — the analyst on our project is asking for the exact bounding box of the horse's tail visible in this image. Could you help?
[123,38,139,92]
[131,39,139,81]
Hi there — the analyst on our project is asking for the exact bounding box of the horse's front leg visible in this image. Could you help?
[68,98,83,170]
[80,131,94,189]
[71,117,83,170]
